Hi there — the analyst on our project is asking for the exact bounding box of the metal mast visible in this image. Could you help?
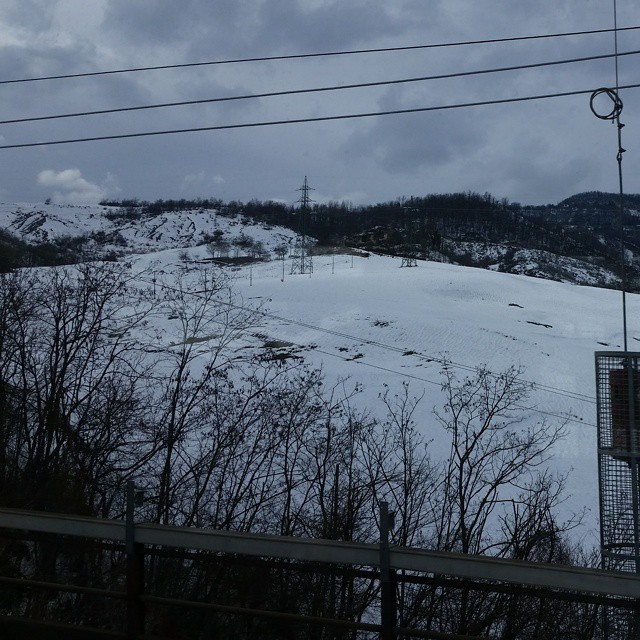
[590,7,638,628]
[290,176,314,275]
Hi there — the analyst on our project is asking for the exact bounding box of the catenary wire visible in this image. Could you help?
[310,346,593,428]
[3,82,640,150]
[144,275,597,428]
[133,272,596,408]
[3,49,638,126]
[1,25,638,85]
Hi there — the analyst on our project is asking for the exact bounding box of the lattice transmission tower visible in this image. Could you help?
[290,176,314,275]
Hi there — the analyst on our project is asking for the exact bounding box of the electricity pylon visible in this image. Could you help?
[290,176,314,275]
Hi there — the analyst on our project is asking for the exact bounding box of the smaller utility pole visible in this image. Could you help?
[379,501,396,640]
[126,481,145,639]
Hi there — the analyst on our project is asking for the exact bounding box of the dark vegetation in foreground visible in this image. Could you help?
[0,264,607,638]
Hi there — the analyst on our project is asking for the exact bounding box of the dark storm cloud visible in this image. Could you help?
[103,0,411,57]
[343,107,485,175]
[0,0,638,206]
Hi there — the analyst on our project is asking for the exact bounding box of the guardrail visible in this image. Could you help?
[1,499,639,639]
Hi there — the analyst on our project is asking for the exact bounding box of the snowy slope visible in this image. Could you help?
[1,202,631,542]
[0,202,298,256]
[126,244,631,543]
[0,202,117,241]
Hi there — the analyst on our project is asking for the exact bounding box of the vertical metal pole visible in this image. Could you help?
[379,501,396,640]
[625,355,640,639]
[126,481,145,639]
[328,464,340,640]
[595,355,611,640]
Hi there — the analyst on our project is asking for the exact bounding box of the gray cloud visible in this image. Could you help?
[103,0,410,55]
[2,0,56,33]
[37,168,107,203]
[0,0,637,207]
[347,111,485,174]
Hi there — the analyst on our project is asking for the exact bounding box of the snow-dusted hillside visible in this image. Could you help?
[119,242,635,543]
[448,240,620,288]
[0,202,298,257]
[1,201,633,542]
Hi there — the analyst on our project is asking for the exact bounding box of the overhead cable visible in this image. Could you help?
[1,25,639,85]
[134,273,596,406]
[132,273,596,428]
[3,49,639,126]
[2,82,639,150]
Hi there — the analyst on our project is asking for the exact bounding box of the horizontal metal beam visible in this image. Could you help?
[390,547,640,599]
[0,508,126,542]
[2,508,640,599]
[136,521,380,566]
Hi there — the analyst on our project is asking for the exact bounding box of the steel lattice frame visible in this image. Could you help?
[596,352,640,571]
[290,176,313,276]
[595,352,640,638]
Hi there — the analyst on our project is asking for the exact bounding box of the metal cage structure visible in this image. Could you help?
[595,351,640,574]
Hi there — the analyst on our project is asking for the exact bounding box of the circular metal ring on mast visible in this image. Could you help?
[590,87,623,120]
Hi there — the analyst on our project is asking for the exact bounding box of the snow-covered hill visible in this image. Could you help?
[120,241,635,543]
[0,202,298,257]
[1,201,632,542]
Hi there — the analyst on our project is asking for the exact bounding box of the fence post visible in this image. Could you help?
[126,481,145,639]
[379,501,396,640]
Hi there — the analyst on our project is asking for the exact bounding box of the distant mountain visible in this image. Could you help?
[558,191,640,212]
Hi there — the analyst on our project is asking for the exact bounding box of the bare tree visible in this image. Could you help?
[434,364,564,557]
[0,263,600,639]
[143,267,262,525]
[0,264,153,515]
[415,364,578,638]
[274,244,288,261]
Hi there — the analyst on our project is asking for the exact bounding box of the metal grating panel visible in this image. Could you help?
[595,352,640,572]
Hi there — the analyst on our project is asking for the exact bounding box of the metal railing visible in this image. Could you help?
[1,503,639,639]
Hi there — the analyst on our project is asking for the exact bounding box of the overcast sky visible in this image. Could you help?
[0,0,639,207]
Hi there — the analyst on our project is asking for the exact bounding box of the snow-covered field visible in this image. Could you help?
[126,241,637,544]
[2,201,635,543]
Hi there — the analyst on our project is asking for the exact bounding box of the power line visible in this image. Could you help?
[4,49,638,126]
[178,282,597,427]
[2,25,638,86]
[313,346,594,427]
[2,82,639,150]
[132,272,596,408]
